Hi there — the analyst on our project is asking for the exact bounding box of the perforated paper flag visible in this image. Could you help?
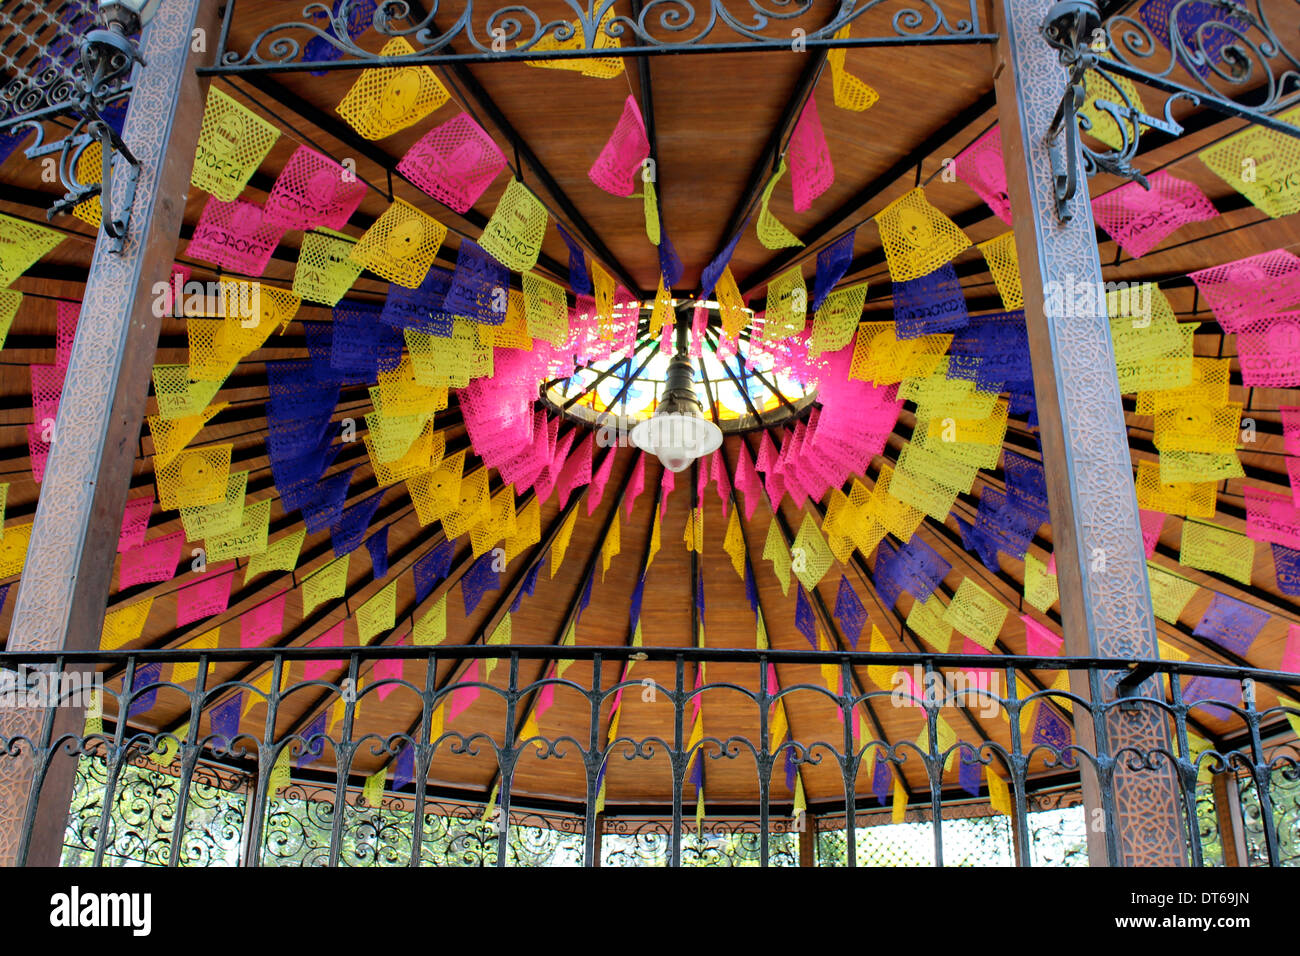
[148,403,226,470]
[874,188,971,283]
[763,518,791,595]
[118,530,184,588]
[943,578,1008,649]
[478,178,548,272]
[790,93,833,213]
[1188,249,1300,332]
[185,197,282,276]
[180,471,247,541]
[397,111,506,214]
[977,231,1023,310]
[265,146,367,232]
[207,498,271,562]
[0,289,20,351]
[1193,591,1269,656]
[954,124,1011,224]
[827,23,879,112]
[1236,313,1300,387]
[1022,552,1058,613]
[356,580,397,644]
[1199,105,1300,219]
[176,564,236,627]
[101,598,154,650]
[1148,561,1199,623]
[242,590,287,648]
[757,157,802,250]
[1091,170,1217,259]
[71,139,103,228]
[1244,486,1300,551]
[337,37,449,140]
[119,495,153,553]
[293,229,364,305]
[522,272,569,346]
[808,279,866,360]
[350,199,446,288]
[443,239,508,325]
[763,266,807,342]
[0,214,63,286]
[792,511,834,590]
[892,261,969,339]
[302,553,350,618]
[522,10,624,78]
[1180,519,1254,585]
[191,87,280,201]
[153,365,223,421]
[156,444,232,511]
[590,95,649,197]
[1135,459,1216,518]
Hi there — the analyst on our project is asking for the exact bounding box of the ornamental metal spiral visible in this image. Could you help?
[211,0,990,73]
[1040,0,1300,222]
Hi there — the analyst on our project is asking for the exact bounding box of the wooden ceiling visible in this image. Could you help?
[1,0,1298,814]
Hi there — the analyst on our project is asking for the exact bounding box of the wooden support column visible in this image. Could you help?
[0,0,219,866]
[991,0,1185,866]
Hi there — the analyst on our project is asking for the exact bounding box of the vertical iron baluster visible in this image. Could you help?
[213,0,236,64]
[757,654,770,868]
[167,653,209,867]
[327,653,361,868]
[496,651,519,867]
[1005,664,1031,867]
[1242,677,1280,866]
[584,650,603,867]
[671,654,684,868]
[408,650,438,867]
[1167,672,1203,867]
[841,656,857,869]
[242,653,284,867]
[924,659,943,868]
[1086,665,1122,866]
[15,655,65,867]
[92,654,137,867]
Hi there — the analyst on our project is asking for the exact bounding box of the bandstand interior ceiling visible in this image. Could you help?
[0,0,1299,816]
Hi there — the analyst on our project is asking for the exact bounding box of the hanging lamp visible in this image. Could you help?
[629,347,723,473]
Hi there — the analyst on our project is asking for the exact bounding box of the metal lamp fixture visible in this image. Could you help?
[629,350,723,473]
[44,0,162,248]
[97,0,165,34]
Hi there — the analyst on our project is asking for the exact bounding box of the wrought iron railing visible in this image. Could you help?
[0,645,1296,867]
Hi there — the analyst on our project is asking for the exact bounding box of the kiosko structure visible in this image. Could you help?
[0,0,1296,868]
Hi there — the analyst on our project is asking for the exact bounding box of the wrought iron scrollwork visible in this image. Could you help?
[1039,0,1300,223]
[209,0,992,74]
